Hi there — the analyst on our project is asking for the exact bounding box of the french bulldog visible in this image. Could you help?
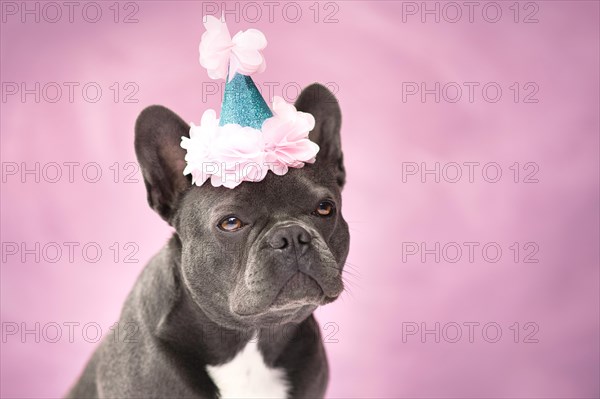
[67,83,349,399]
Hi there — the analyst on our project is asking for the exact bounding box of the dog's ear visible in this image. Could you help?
[295,84,345,188]
[135,105,190,223]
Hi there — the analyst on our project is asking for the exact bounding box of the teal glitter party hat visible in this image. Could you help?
[219,73,273,130]
[182,15,320,189]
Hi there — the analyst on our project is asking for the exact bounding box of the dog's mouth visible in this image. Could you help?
[231,270,340,318]
[268,271,328,312]
[229,247,345,318]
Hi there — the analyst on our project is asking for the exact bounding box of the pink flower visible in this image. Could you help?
[262,97,319,176]
[199,15,267,81]
[181,100,318,189]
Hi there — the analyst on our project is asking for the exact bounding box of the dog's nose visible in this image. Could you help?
[268,225,312,250]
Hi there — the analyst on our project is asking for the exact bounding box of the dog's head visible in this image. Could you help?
[135,84,349,328]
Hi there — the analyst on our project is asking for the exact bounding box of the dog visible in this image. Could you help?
[67,83,349,398]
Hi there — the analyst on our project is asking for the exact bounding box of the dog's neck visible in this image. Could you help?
[147,235,309,367]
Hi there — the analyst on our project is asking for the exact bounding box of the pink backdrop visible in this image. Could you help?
[1,1,599,398]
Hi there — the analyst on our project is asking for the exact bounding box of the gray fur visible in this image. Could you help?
[67,84,349,399]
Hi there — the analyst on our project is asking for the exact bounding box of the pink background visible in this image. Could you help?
[1,1,599,398]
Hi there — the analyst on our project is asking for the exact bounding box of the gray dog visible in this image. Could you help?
[67,83,349,398]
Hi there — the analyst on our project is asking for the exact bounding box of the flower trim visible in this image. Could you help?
[181,96,319,189]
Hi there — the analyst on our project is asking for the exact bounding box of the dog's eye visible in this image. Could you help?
[218,216,244,232]
[314,201,335,217]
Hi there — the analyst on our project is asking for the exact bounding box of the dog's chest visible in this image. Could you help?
[206,341,289,398]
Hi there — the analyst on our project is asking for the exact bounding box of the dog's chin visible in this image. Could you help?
[232,272,340,320]
[269,272,328,311]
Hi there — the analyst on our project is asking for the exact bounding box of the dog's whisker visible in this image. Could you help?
[342,263,361,276]
[344,269,360,278]
[344,273,361,288]
[340,275,361,291]
[341,285,356,300]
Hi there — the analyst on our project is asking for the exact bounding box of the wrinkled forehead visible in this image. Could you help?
[192,166,338,211]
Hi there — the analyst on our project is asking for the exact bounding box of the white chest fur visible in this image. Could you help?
[206,340,289,399]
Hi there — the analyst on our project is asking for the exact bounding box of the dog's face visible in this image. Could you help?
[135,84,348,328]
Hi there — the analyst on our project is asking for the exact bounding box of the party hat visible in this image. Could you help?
[219,73,273,130]
[180,15,319,189]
